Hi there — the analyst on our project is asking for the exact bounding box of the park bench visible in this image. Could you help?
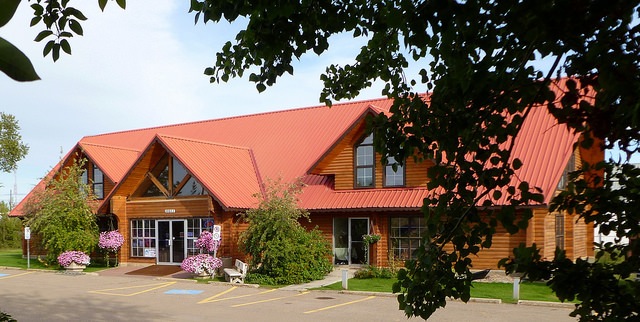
[223,259,248,284]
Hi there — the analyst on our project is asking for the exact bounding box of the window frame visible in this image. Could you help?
[383,156,405,187]
[389,216,425,260]
[130,219,156,258]
[93,165,104,199]
[354,133,375,188]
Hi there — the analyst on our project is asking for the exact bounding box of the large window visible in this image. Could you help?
[384,156,405,187]
[186,218,216,256]
[355,133,375,188]
[390,216,425,260]
[93,166,104,199]
[131,219,156,257]
[141,155,206,197]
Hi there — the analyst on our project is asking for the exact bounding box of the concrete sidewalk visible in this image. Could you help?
[280,266,358,291]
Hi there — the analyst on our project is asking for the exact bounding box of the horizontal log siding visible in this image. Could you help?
[571,216,588,260]
[544,213,556,259]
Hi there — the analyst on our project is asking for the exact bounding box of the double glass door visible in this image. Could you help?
[157,220,185,264]
[333,218,369,265]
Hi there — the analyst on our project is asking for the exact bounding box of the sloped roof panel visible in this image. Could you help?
[157,135,262,209]
[79,142,141,183]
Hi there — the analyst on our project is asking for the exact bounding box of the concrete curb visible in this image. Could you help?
[518,300,576,308]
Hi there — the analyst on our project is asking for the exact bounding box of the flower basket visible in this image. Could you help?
[181,254,222,278]
[58,251,90,271]
[98,230,124,267]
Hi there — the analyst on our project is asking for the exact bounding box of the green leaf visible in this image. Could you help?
[34,30,53,42]
[60,39,71,55]
[98,0,107,11]
[68,19,83,36]
[30,16,42,27]
[0,0,20,28]
[512,158,523,170]
[52,43,60,62]
[116,0,126,9]
[0,37,40,81]
[256,83,266,92]
[43,40,54,57]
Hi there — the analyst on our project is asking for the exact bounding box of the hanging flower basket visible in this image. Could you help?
[98,230,124,267]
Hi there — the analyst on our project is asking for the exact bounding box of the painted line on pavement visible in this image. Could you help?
[198,288,277,304]
[304,295,376,314]
[231,291,310,308]
[165,289,204,295]
[89,281,176,297]
[0,272,34,280]
[197,286,237,304]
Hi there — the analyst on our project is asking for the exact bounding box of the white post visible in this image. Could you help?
[27,239,30,269]
[342,269,348,290]
[513,276,521,300]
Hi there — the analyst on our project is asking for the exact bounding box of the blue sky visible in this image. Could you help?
[0,1,384,206]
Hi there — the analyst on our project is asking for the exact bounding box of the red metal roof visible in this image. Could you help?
[156,135,262,209]
[11,91,580,214]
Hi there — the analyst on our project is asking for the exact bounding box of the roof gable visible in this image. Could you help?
[156,135,263,210]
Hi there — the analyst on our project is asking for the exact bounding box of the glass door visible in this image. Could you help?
[333,217,370,265]
[157,220,186,264]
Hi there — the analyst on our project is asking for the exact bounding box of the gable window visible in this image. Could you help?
[557,152,576,190]
[139,154,206,198]
[384,156,405,187]
[93,166,104,199]
[355,133,375,188]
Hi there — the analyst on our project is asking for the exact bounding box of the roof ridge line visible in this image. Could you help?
[79,141,141,153]
[156,133,252,151]
[81,97,395,139]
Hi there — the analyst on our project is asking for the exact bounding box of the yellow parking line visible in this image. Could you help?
[232,291,310,307]
[89,281,176,297]
[304,296,376,314]
[197,286,237,304]
[0,272,34,279]
[198,288,278,304]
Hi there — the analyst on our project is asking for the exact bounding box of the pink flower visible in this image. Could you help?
[57,251,91,267]
[98,230,124,252]
[180,254,223,274]
[194,231,220,253]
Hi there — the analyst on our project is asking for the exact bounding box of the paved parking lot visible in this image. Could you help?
[0,268,576,321]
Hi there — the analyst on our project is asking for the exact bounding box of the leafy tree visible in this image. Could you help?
[0,201,21,249]
[239,178,332,285]
[0,112,29,173]
[19,0,640,320]
[23,158,98,264]
[186,1,639,320]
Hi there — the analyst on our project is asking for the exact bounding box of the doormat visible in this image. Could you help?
[125,265,183,276]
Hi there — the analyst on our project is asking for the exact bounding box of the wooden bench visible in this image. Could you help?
[223,259,248,284]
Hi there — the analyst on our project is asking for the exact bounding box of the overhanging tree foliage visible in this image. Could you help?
[24,158,98,264]
[20,0,640,320]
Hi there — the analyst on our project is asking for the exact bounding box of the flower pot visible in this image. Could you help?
[192,271,212,278]
[65,262,86,272]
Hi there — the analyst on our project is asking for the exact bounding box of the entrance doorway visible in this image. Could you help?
[333,217,369,265]
[157,220,185,264]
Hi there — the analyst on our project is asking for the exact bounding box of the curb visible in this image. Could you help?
[517,300,576,308]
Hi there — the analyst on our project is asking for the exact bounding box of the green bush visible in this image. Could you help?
[0,216,21,249]
[0,310,16,322]
[354,265,396,279]
[240,178,332,285]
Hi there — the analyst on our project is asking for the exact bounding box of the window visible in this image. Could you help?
[355,133,374,188]
[557,153,576,190]
[140,155,207,197]
[79,169,88,196]
[186,218,216,256]
[384,156,405,187]
[93,166,104,199]
[389,216,425,260]
[131,219,156,257]
[555,213,565,249]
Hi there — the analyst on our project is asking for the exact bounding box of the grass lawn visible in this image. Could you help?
[314,278,576,304]
[0,248,109,272]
